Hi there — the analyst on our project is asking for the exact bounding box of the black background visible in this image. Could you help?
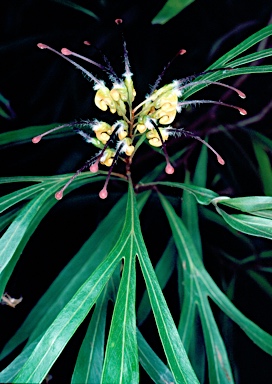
[1,1,272,383]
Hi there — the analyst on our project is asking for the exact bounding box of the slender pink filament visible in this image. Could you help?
[178,100,247,115]
[32,124,70,143]
[61,48,103,69]
[179,80,246,98]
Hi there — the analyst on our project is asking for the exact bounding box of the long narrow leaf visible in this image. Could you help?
[0,183,47,214]
[135,191,199,382]
[215,207,272,240]
[217,196,272,212]
[159,193,272,382]
[0,184,62,297]
[102,248,138,383]
[71,276,117,384]
[137,329,175,383]
[208,25,272,69]
[198,294,234,383]
[227,48,272,68]
[182,65,272,100]
[137,237,176,325]
[144,181,218,205]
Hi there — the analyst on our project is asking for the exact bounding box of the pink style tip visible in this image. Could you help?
[217,156,225,165]
[115,18,123,25]
[90,163,99,173]
[99,188,108,199]
[83,41,91,46]
[239,108,247,115]
[179,49,187,55]
[37,43,48,49]
[165,164,175,174]
[55,191,63,200]
[61,48,72,56]
[32,135,42,144]
[237,90,246,99]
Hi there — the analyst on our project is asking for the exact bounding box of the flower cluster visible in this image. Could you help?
[34,20,246,199]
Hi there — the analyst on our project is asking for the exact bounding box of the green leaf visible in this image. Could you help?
[0,194,127,360]
[0,106,10,119]
[13,247,122,383]
[250,210,272,219]
[193,138,208,188]
[137,238,176,325]
[248,130,272,152]
[247,270,272,302]
[0,92,14,119]
[217,196,272,212]
[102,253,138,383]
[182,173,202,257]
[12,184,151,383]
[215,207,272,240]
[71,277,117,384]
[160,193,234,383]
[152,0,195,24]
[252,141,272,195]
[72,298,108,384]
[0,341,39,383]
[206,272,272,355]
[0,209,20,232]
[177,260,197,350]
[102,184,139,383]
[135,200,199,381]
[137,329,175,384]
[0,184,62,297]
[182,65,272,100]
[144,181,219,205]
[208,25,272,69]
[0,183,45,214]
[198,296,234,383]
[201,206,257,253]
[227,48,272,68]
[159,193,272,382]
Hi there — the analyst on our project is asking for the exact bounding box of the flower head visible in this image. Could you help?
[34,20,247,199]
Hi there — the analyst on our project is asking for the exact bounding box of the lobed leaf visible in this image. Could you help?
[0,194,127,360]
[71,278,116,384]
[159,193,272,382]
[13,247,122,383]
